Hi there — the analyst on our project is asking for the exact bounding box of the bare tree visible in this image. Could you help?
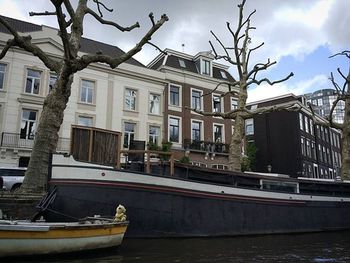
[0,0,168,193]
[309,51,350,179]
[192,0,293,172]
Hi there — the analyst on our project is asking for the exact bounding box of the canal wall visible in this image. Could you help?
[0,192,43,219]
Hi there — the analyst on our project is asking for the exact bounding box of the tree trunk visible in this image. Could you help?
[229,115,245,172]
[341,96,350,180]
[228,87,248,172]
[20,70,73,194]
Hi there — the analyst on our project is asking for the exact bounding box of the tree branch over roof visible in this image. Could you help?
[0,16,60,72]
[75,13,168,70]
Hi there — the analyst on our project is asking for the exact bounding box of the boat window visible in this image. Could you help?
[261,180,299,193]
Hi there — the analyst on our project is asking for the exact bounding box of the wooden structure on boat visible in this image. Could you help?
[70,125,174,176]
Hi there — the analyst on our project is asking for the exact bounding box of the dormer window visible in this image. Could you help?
[178,58,186,68]
[220,70,227,79]
[201,59,211,76]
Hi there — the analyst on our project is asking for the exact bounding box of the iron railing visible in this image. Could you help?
[183,139,229,154]
[1,132,70,153]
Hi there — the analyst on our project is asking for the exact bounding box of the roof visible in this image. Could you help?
[149,49,235,82]
[0,15,144,67]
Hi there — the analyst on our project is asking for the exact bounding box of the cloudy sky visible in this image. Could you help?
[0,0,348,102]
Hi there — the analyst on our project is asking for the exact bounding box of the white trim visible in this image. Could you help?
[213,123,225,143]
[191,118,204,141]
[168,115,182,147]
[190,87,203,113]
[168,83,182,112]
[52,154,350,203]
[212,93,223,114]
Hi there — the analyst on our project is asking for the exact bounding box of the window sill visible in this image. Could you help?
[77,101,96,107]
[123,109,139,114]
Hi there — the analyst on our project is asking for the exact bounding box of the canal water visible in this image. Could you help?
[7,231,350,263]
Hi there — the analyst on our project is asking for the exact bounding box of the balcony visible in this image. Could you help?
[1,132,70,153]
[183,139,229,154]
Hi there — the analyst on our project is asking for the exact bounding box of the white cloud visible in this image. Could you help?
[247,74,330,103]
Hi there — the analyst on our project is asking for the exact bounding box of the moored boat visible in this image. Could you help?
[0,217,128,257]
[45,126,350,237]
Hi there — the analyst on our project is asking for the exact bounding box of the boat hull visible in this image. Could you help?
[47,158,350,237]
[0,221,127,257]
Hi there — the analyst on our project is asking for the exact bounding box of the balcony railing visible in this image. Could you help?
[1,132,70,153]
[183,139,229,154]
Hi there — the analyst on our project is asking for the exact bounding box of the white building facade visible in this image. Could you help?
[0,16,166,167]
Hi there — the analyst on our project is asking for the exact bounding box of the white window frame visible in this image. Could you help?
[168,83,182,111]
[149,93,161,115]
[245,118,254,135]
[20,109,38,140]
[201,59,211,76]
[231,97,238,111]
[77,115,94,126]
[191,119,204,142]
[213,123,225,143]
[80,79,95,104]
[191,88,203,111]
[212,93,222,113]
[124,88,137,111]
[168,115,182,146]
[178,58,186,68]
[25,69,41,95]
[123,121,137,149]
[148,124,161,146]
[0,63,7,90]
[299,113,304,130]
[48,73,57,94]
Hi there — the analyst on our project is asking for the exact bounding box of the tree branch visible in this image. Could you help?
[247,72,294,86]
[92,0,113,17]
[75,13,168,71]
[29,11,59,17]
[0,39,16,59]
[86,8,139,32]
[0,16,60,72]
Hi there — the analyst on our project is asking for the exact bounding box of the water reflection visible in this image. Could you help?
[6,231,350,263]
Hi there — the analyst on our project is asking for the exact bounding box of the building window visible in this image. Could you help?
[231,98,238,111]
[318,144,323,162]
[245,119,254,135]
[80,79,94,104]
[20,109,37,140]
[169,85,180,106]
[309,119,314,135]
[299,113,303,130]
[78,116,93,126]
[124,122,136,148]
[304,116,309,133]
[191,90,202,110]
[306,139,311,158]
[125,88,136,111]
[0,63,6,90]
[48,73,57,93]
[212,164,229,170]
[169,117,180,143]
[25,69,41,95]
[220,70,227,79]
[213,124,223,143]
[213,95,222,113]
[201,59,211,75]
[311,142,316,159]
[300,137,305,156]
[149,93,160,114]
[192,121,202,141]
[178,58,186,68]
[149,126,160,146]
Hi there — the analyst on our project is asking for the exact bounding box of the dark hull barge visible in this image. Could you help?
[46,154,350,237]
[44,126,350,237]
